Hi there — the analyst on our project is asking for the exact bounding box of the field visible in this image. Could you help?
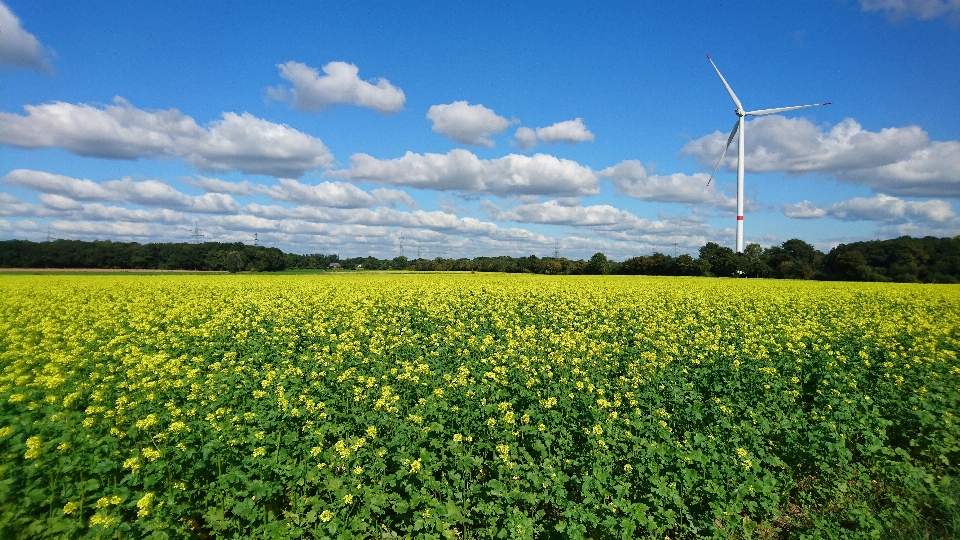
[1,274,958,539]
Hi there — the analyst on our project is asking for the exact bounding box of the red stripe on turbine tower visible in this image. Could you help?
[737,216,743,220]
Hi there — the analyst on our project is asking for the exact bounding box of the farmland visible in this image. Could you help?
[0,274,958,539]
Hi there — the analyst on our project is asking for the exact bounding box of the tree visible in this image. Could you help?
[833,249,870,281]
[740,243,770,278]
[699,243,738,277]
[585,252,609,275]
[224,251,246,273]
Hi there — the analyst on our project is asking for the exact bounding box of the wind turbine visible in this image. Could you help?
[705,54,830,253]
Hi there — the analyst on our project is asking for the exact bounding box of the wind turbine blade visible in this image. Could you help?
[706,54,743,111]
[707,119,740,186]
[745,102,831,116]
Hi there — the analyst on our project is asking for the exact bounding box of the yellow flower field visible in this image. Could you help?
[0,274,958,539]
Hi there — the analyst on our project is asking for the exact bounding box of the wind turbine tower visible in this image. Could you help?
[705,55,830,253]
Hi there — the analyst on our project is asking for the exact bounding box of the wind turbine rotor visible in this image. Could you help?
[706,54,743,113]
[746,102,832,116]
[707,119,740,186]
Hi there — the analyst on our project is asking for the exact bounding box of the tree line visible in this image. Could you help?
[2,236,959,283]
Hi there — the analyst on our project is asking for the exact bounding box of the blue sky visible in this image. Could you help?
[1,0,958,259]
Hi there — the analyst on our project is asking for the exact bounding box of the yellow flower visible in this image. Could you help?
[409,459,422,474]
[124,456,141,473]
[89,513,118,528]
[453,433,463,443]
[366,426,377,438]
[63,501,80,515]
[320,509,334,522]
[136,492,154,518]
[24,436,42,459]
[253,446,266,458]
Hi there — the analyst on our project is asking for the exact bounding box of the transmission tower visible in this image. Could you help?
[254,233,259,246]
[553,241,560,259]
[674,242,678,256]
[45,226,52,242]
[417,239,422,259]
[190,222,205,244]
[399,232,404,258]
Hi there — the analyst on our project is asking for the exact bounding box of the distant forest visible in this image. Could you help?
[2,236,959,283]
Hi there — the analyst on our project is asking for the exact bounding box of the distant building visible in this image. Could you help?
[356,264,363,270]
[329,262,341,269]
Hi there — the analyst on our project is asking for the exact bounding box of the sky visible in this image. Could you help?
[1,0,959,260]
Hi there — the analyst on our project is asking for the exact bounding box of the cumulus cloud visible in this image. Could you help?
[512,119,595,150]
[426,101,512,147]
[267,61,405,114]
[831,195,955,222]
[514,127,538,151]
[860,0,960,24]
[0,2,53,73]
[599,160,740,211]
[38,193,82,211]
[253,178,376,208]
[782,194,956,223]
[241,204,552,243]
[326,149,600,197]
[0,193,53,217]
[536,118,595,144]
[186,176,256,196]
[781,200,828,219]
[0,97,334,177]
[486,199,715,237]
[372,188,418,208]
[3,169,239,214]
[682,117,960,197]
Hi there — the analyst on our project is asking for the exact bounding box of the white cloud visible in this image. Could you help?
[860,0,960,24]
[514,127,538,151]
[682,117,960,197]
[241,204,552,243]
[599,160,739,210]
[535,118,595,144]
[781,200,828,219]
[426,101,512,147]
[371,188,418,208]
[38,193,82,210]
[0,2,53,73]
[783,194,956,223]
[0,193,54,217]
[0,97,334,178]
[267,61,405,114]
[253,178,376,208]
[487,199,715,237]
[327,149,600,197]
[830,194,955,222]
[186,176,255,196]
[3,169,239,214]
[512,119,595,150]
